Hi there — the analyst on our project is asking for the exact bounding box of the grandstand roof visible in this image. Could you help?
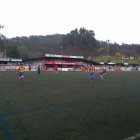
[45,54,84,59]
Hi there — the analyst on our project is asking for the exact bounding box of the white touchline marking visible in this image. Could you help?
[122,133,140,140]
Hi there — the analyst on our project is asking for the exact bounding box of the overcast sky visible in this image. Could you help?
[0,0,140,44]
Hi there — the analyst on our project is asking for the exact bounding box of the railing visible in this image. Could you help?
[0,64,19,71]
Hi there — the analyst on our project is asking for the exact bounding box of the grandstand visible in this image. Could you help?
[0,58,22,71]
[44,54,85,71]
[23,54,97,72]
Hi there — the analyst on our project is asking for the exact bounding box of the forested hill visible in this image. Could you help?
[1,27,140,60]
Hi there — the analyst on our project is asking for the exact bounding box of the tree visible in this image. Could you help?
[6,45,20,58]
[115,52,121,57]
[17,46,29,59]
[0,34,7,52]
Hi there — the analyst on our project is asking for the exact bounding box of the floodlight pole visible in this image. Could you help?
[0,25,5,58]
[61,46,64,55]
[0,25,4,52]
[106,40,110,62]
[121,51,123,63]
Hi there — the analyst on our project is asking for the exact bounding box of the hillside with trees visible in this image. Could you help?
[1,27,140,63]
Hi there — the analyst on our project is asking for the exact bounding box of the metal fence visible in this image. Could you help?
[0,64,18,71]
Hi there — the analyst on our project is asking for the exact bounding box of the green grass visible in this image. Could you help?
[0,71,140,140]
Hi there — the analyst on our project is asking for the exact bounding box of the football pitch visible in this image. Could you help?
[0,71,140,140]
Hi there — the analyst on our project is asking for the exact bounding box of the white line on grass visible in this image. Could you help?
[122,133,140,140]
